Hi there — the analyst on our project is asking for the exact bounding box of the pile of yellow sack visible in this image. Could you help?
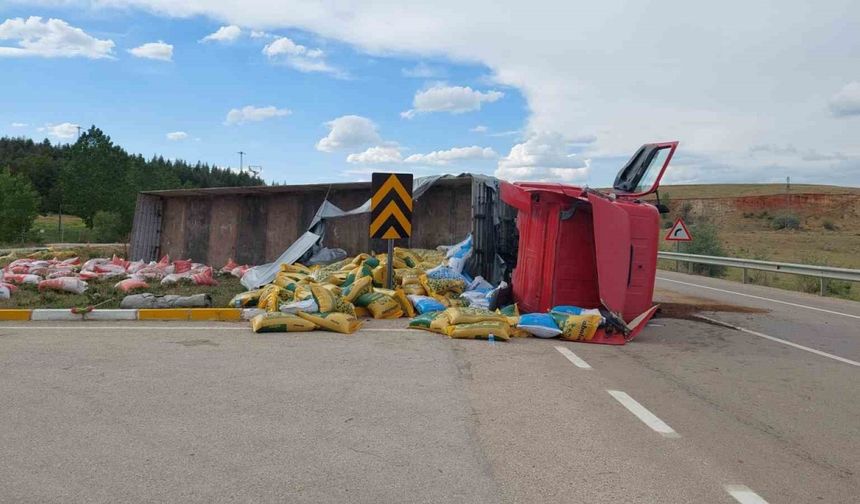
[407,305,525,341]
[236,247,470,334]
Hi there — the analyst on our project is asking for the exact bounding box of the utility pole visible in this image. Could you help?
[237,151,245,173]
[76,125,82,140]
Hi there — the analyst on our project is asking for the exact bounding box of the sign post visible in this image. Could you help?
[370,173,413,289]
[664,218,693,272]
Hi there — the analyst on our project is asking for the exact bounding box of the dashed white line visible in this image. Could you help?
[607,390,679,438]
[696,315,860,368]
[658,277,860,320]
[555,346,591,369]
[724,484,769,504]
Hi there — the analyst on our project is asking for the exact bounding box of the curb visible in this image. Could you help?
[0,308,244,322]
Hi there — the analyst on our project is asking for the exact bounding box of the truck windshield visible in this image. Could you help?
[635,147,672,193]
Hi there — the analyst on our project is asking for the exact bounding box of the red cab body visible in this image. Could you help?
[501,141,678,344]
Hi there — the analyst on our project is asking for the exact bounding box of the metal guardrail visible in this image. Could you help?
[657,251,860,295]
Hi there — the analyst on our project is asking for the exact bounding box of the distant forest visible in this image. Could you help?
[0,126,263,241]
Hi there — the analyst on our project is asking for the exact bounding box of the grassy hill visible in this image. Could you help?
[652,183,860,199]
[653,184,860,300]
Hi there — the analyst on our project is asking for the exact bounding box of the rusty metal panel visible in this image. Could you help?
[236,196,268,265]
[129,194,162,261]
[184,198,212,263]
[208,196,241,268]
[159,197,188,260]
[265,195,303,262]
[409,179,472,249]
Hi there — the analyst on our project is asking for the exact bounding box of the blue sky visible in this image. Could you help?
[1,1,858,187]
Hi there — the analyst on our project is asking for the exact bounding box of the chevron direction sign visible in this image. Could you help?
[370,173,413,240]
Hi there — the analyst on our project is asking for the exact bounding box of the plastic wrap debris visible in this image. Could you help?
[0,284,11,299]
[120,293,212,309]
[279,298,319,314]
[517,313,563,338]
[307,247,348,266]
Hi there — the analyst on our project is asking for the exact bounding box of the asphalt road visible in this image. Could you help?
[1,274,858,503]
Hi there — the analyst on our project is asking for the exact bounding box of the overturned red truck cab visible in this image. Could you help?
[500,141,678,345]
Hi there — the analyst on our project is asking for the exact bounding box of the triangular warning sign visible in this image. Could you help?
[665,218,693,241]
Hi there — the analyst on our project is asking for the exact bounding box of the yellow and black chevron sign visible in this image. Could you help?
[370,172,413,239]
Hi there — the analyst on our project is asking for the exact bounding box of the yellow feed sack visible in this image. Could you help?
[354,306,371,318]
[320,283,343,296]
[444,307,507,325]
[273,271,298,289]
[554,313,603,342]
[401,284,426,296]
[310,284,355,316]
[280,262,311,274]
[371,265,388,287]
[257,284,286,312]
[445,320,511,341]
[343,276,373,303]
[228,289,263,308]
[355,292,403,319]
[393,289,416,317]
[420,273,466,297]
[408,311,448,334]
[250,312,317,333]
[297,311,362,334]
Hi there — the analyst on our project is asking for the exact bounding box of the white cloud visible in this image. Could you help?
[59,1,860,185]
[829,82,860,117]
[128,41,173,61]
[250,30,273,39]
[346,146,403,164]
[495,132,589,183]
[347,145,496,166]
[200,25,241,43]
[470,125,488,133]
[263,36,338,75]
[316,115,381,152]
[402,84,503,118]
[39,122,79,140]
[166,131,188,141]
[0,16,114,59]
[404,146,496,165]
[10,122,27,127]
[224,105,291,125]
[402,62,444,78]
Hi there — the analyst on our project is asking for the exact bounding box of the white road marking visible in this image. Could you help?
[695,315,860,368]
[724,484,769,504]
[555,346,592,369]
[606,390,679,438]
[658,277,860,320]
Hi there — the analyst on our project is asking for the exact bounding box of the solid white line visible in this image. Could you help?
[658,277,860,320]
[607,390,679,438]
[555,346,592,369]
[695,315,860,368]
[724,484,769,504]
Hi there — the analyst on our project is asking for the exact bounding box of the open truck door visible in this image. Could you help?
[500,141,678,345]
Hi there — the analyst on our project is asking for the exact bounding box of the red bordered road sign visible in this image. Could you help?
[664,218,693,241]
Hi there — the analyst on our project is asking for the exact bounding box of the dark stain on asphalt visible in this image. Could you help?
[173,339,219,347]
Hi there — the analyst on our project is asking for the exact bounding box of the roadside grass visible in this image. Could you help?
[0,275,245,310]
[653,183,860,199]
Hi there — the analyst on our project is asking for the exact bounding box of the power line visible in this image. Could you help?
[237,151,245,173]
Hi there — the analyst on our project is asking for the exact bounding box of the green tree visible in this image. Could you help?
[683,222,727,277]
[0,169,41,243]
[60,126,133,228]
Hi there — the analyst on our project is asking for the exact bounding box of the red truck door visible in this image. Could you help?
[587,192,631,315]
